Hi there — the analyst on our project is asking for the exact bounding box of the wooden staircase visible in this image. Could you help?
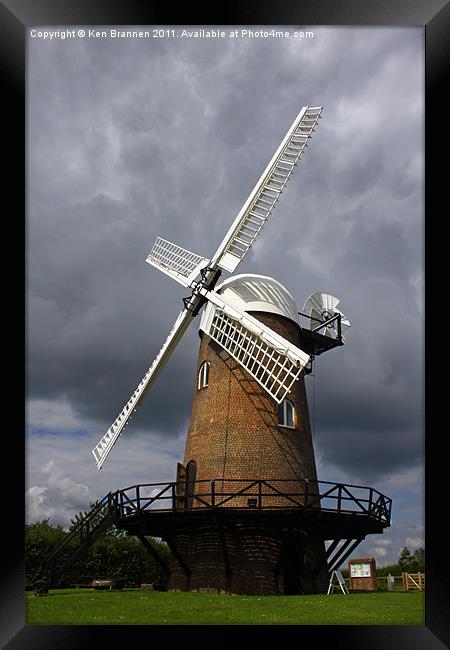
[33,492,120,595]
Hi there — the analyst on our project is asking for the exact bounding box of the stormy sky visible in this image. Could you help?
[26,26,424,564]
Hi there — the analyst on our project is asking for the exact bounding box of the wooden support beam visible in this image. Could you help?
[165,538,191,580]
[325,538,341,559]
[327,539,351,571]
[312,536,342,580]
[136,535,169,575]
[328,537,364,573]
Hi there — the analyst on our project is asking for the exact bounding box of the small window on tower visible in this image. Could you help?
[278,399,296,429]
[198,361,210,390]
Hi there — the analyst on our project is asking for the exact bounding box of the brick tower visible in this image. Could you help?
[167,275,329,594]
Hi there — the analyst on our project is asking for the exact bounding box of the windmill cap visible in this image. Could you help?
[215,273,299,324]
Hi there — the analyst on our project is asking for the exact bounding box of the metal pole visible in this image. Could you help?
[311,313,339,333]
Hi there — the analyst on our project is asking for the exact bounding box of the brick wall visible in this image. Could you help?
[167,520,329,595]
[183,311,319,507]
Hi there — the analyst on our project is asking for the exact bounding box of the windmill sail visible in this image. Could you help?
[146,237,209,287]
[92,103,323,469]
[92,306,196,469]
[200,289,310,403]
[211,106,323,273]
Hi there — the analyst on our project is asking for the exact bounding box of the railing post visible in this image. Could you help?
[136,485,140,512]
[337,313,342,342]
[258,480,262,510]
[304,479,309,507]
[368,488,373,515]
[338,484,342,513]
[172,483,176,510]
[211,480,215,508]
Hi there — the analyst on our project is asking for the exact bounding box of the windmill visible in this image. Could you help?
[35,104,391,597]
[88,104,392,596]
[92,105,327,470]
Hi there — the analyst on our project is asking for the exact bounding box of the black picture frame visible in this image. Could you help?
[6,0,448,647]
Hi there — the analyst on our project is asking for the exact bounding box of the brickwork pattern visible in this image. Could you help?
[183,311,319,510]
[167,522,329,595]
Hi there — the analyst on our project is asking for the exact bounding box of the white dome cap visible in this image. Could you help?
[214,274,299,324]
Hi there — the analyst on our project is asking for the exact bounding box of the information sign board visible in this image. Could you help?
[348,557,377,591]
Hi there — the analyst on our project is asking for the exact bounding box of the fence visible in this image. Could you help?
[334,575,425,592]
[373,574,425,592]
[380,575,404,592]
[402,572,425,591]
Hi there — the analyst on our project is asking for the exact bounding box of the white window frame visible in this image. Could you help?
[197,361,210,390]
[278,398,296,429]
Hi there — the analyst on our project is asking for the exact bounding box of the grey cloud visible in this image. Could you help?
[27,27,424,490]
[314,427,423,485]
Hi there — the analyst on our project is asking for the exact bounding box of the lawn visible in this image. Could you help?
[26,589,424,625]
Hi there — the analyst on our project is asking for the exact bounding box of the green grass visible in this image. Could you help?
[26,589,424,625]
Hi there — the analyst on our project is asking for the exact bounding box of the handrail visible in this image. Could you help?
[113,478,391,526]
[42,492,115,564]
[33,492,120,593]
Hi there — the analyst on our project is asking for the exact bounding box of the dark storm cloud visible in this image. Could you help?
[27,27,423,487]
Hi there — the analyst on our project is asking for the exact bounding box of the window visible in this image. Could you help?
[278,399,296,429]
[198,361,210,390]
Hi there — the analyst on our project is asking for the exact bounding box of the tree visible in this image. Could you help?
[398,546,413,572]
[25,519,67,587]
[398,546,425,573]
[413,547,425,571]
[26,517,171,589]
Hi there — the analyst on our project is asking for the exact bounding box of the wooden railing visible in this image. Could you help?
[111,478,392,527]
[402,572,425,591]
